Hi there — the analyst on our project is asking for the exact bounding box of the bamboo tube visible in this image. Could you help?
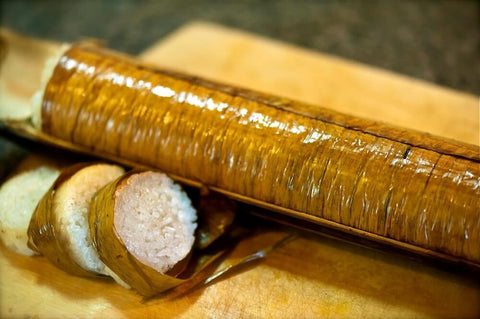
[34,43,480,267]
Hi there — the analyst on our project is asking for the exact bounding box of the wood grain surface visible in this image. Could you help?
[1,22,479,318]
[0,29,62,120]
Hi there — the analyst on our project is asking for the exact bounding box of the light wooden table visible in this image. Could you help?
[1,22,479,318]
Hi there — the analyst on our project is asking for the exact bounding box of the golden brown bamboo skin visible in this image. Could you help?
[40,44,480,265]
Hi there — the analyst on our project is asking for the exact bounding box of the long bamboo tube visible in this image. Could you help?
[37,43,480,266]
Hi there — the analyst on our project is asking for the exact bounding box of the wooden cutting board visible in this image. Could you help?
[1,22,479,319]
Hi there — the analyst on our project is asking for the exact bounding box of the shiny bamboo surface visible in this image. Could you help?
[40,44,480,266]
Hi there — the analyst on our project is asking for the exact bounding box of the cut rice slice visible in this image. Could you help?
[89,170,197,296]
[0,155,60,255]
[28,163,125,277]
[114,172,197,273]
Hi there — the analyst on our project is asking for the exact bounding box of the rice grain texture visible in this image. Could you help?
[0,159,60,255]
[54,164,125,274]
[114,171,197,274]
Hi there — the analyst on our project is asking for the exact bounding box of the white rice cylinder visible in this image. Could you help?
[54,163,124,274]
[0,156,60,255]
[114,171,197,274]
